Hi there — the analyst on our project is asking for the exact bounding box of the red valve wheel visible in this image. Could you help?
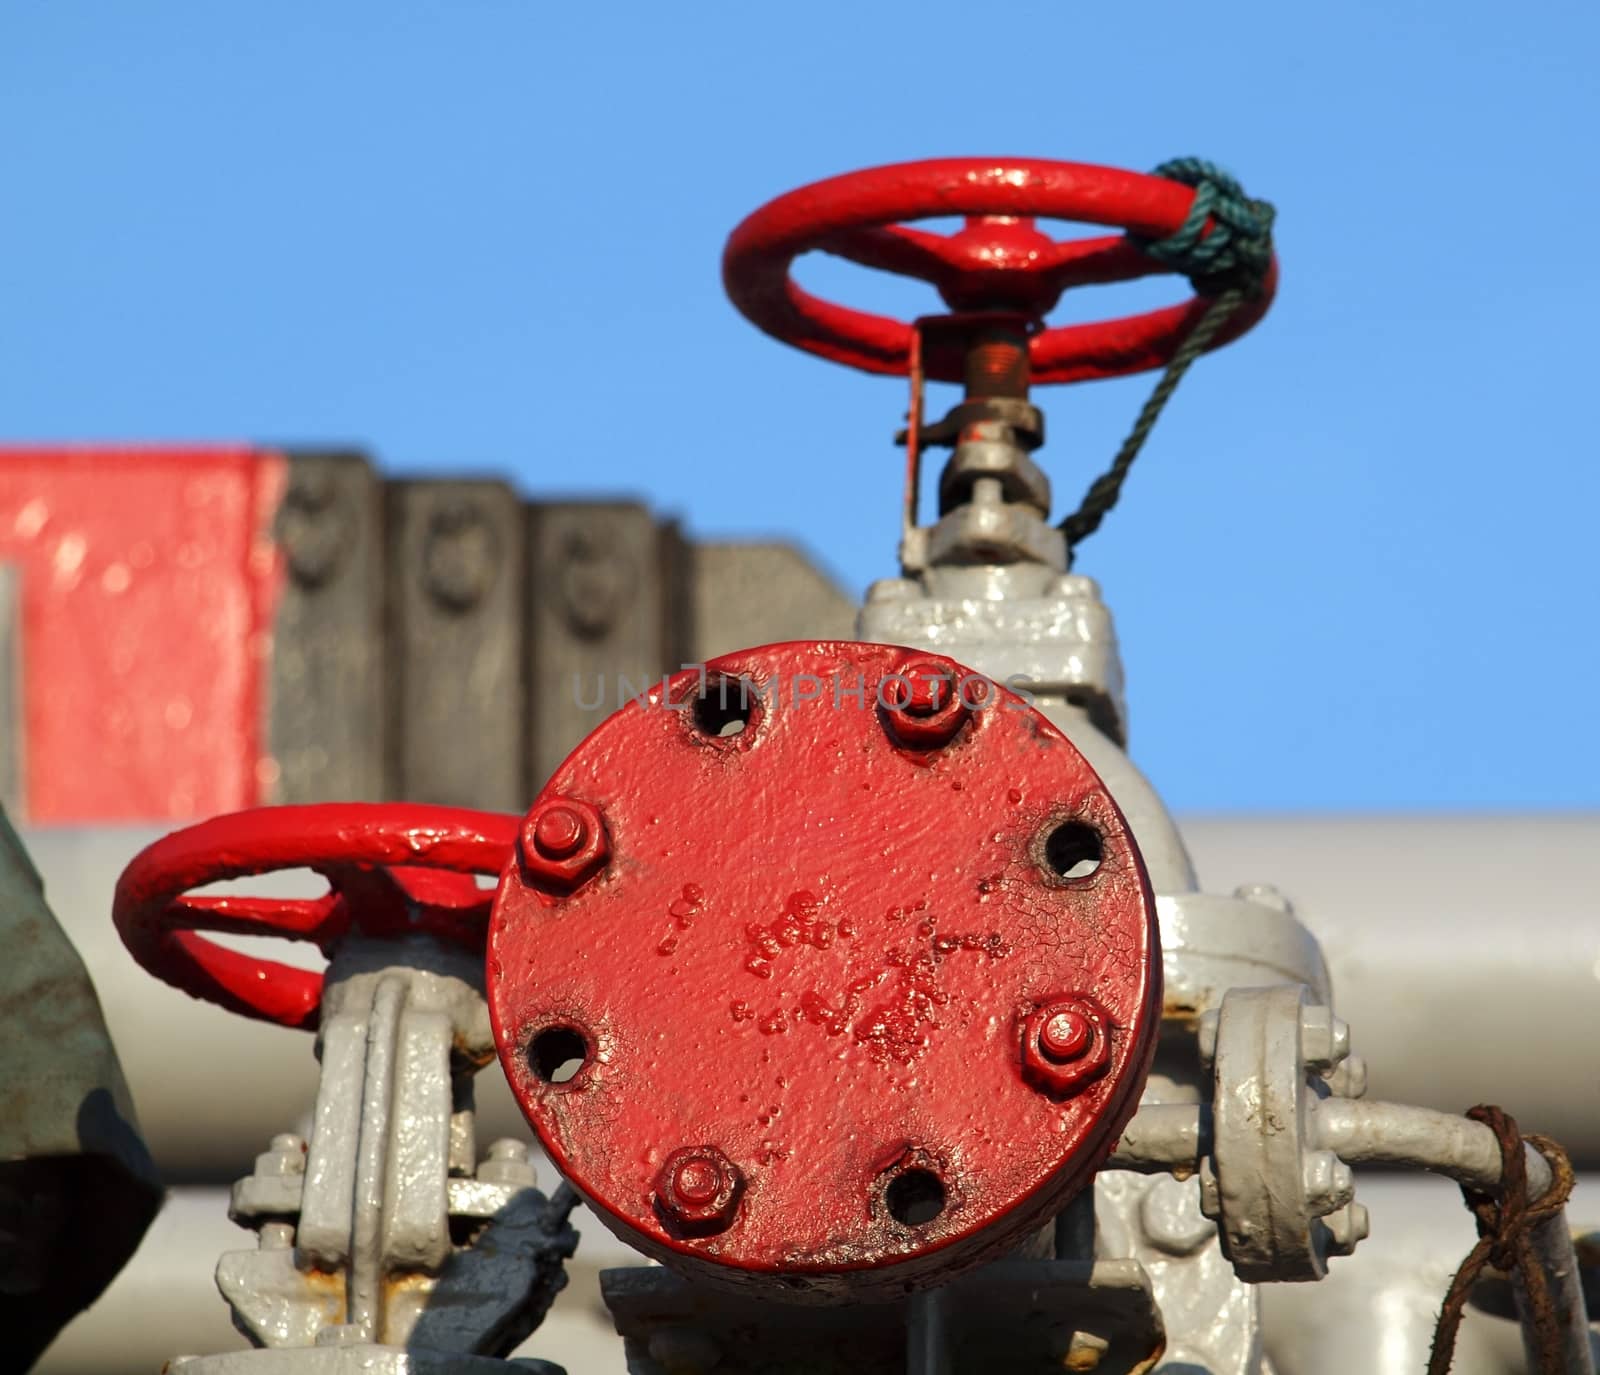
[115,804,519,1031]
[723,157,1277,384]
[488,642,1161,1302]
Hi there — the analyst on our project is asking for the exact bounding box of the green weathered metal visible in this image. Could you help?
[0,806,162,1367]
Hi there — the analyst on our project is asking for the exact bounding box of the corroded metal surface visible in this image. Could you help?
[525,502,686,790]
[389,480,526,811]
[602,1258,1166,1375]
[1198,985,1363,1283]
[723,158,1277,384]
[270,453,388,806]
[113,804,517,1028]
[488,641,1160,1301]
[0,807,162,1367]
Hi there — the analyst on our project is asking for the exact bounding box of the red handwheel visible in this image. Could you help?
[722,157,1278,384]
[114,804,519,1030]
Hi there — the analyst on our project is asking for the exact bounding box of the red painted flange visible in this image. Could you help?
[723,157,1277,384]
[115,804,518,1030]
[487,642,1161,1302]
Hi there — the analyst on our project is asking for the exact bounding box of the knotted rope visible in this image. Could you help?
[1427,1104,1577,1374]
[1060,158,1276,560]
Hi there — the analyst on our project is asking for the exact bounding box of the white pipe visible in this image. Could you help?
[42,1178,1598,1375]
[24,815,1600,1175]
[1178,814,1600,1158]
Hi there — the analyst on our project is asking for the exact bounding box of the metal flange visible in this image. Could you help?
[1197,984,1365,1281]
[487,641,1162,1303]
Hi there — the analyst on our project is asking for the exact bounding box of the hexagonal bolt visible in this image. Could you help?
[1019,996,1112,1097]
[655,1146,745,1237]
[1043,1005,1093,1060]
[258,1221,296,1251]
[1196,1008,1220,1069]
[1322,1053,1368,1100]
[533,806,584,857]
[1138,1175,1215,1257]
[1232,881,1294,915]
[1064,1330,1110,1371]
[881,658,973,749]
[252,1132,307,1177]
[1301,1149,1355,1215]
[1323,1201,1370,1257]
[1197,1158,1222,1221]
[1299,1005,1351,1072]
[864,577,919,605]
[1049,573,1100,601]
[519,796,611,893]
[478,1138,539,1189]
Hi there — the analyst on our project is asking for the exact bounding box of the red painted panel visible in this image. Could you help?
[0,447,287,823]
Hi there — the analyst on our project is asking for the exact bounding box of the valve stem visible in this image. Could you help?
[899,314,1060,572]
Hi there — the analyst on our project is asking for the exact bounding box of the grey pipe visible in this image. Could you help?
[1317,1100,1591,1375]
[23,816,1600,1177]
[1112,1097,1594,1375]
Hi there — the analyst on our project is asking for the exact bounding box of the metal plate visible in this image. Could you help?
[601,1257,1165,1375]
[0,445,286,822]
[388,480,526,811]
[488,640,1160,1302]
[271,451,388,804]
[526,502,682,790]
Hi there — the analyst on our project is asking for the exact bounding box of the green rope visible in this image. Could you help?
[1059,159,1276,560]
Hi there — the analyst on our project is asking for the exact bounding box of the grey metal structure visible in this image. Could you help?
[260,457,858,815]
[17,419,1599,1371]
[847,406,1592,1372]
[135,923,580,1373]
[271,453,390,807]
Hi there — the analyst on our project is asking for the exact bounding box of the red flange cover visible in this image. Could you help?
[488,642,1160,1301]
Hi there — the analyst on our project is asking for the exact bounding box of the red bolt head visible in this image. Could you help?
[882,658,976,749]
[533,806,585,858]
[1040,1007,1093,1061]
[519,797,611,893]
[1020,996,1112,1097]
[655,1146,744,1237]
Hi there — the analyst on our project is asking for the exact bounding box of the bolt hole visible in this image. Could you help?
[885,1168,946,1227]
[691,675,756,739]
[528,1026,589,1085]
[1044,821,1103,880]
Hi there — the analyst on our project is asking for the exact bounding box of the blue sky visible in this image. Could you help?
[2,2,1596,810]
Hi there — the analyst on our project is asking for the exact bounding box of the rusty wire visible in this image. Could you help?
[1426,1105,1577,1374]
